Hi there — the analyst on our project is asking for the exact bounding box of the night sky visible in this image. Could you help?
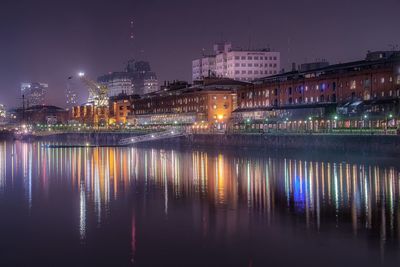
[0,0,399,107]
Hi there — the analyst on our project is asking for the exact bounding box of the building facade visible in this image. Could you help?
[21,82,47,107]
[0,104,5,124]
[132,79,247,129]
[216,50,280,82]
[65,86,77,110]
[233,51,400,132]
[10,105,68,125]
[192,42,280,82]
[98,59,158,97]
[108,94,139,125]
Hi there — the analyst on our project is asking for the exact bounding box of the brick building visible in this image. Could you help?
[132,79,247,129]
[108,94,139,125]
[233,51,400,132]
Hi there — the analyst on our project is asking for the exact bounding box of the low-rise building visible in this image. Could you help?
[233,51,400,132]
[108,94,139,125]
[71,104,109,127]
[132,78,248,129]
[10,105,69,125]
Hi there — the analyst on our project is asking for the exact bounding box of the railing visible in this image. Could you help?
[118,128,188,146]
[228,127,399,136]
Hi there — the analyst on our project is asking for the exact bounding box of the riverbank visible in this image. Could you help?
[138,133,400,157]
[7,131,400,157]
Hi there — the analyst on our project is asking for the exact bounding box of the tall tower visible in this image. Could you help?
[129,19,135,59]
[66,78,77,110]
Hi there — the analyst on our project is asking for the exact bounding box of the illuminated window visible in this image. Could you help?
[350,80,356,89]
[381,77,385,84]
[213,105,217,109]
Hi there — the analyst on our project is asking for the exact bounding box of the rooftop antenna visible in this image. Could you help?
[129,19,135,59]
[287,37,291,69]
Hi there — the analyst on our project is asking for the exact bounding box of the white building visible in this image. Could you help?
[192,42,280,82]
[216,50,280,82]
[144,77,159,94]
[107,76,133,96]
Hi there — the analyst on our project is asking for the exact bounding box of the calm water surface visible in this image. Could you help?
[0,141,400,266]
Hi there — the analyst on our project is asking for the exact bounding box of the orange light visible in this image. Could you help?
[217,114,224,120]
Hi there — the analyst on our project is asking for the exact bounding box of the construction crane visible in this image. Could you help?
[78,72,109,107]
[68,72,110,127]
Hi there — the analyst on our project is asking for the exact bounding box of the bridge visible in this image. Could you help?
[118,128,188,146]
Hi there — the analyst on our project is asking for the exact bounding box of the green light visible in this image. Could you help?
[308,117,312,121]
[334,115,338,120]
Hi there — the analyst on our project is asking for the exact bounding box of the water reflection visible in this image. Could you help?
[1,141,400,265]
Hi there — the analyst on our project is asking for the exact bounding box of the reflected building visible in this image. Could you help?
[2,143,400,246]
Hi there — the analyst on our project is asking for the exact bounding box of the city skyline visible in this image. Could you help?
[0,0,399,108]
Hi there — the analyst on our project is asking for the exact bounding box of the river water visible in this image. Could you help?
[0,141,399,266]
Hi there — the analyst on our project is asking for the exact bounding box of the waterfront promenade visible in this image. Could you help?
[4,128,400,157]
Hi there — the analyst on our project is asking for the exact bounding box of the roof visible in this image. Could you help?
[9,105,66,113]
[138,78,248,100]
[255,51,400,84]
[233,102,337,113]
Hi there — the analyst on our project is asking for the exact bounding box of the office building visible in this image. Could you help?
[21,82,47,107]
[192,42,280,82]
[98,59,159,97]
[132,78,248,129]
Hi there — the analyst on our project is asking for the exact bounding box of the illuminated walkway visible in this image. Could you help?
[118,128,188,146]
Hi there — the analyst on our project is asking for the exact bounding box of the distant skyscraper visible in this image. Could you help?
[21,82,47,107]
[0,104,5,119]
[98,59,158,96]
[65,85,77,110]
[192,42,281,82]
